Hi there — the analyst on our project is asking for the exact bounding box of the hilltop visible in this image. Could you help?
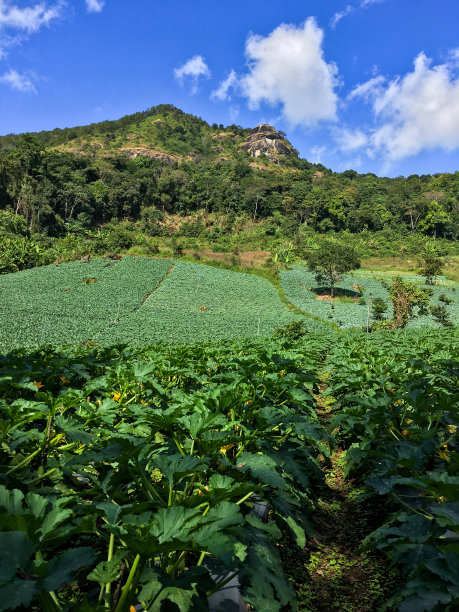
[0,104,299,169]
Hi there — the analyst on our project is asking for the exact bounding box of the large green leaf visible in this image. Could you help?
[42,547,95,591]
[87,550,125,584]
[0,531,34,583]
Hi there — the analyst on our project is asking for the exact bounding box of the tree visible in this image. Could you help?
[429,304,453,327]
[385,276,431,329]
[419,252,443,285]
[371,297,388,321]
[305,242,360,297]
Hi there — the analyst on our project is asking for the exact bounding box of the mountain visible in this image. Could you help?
[0,104,299,169]
[0,105,457,242]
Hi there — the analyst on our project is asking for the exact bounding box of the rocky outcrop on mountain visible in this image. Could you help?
[212,132,236,140]
[118,147,181,163]
[238,125,295,162]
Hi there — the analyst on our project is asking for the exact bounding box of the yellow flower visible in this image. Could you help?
[113,392,121,402]
[220,444,235,455]
[401,429,410,436]
[60,375,70,384]
[405,419,412,425]
[244,400,252,406]
[437,451,451,462]
[33,380,44,389]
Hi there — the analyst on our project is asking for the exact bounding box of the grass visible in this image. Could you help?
[362,255,459,283]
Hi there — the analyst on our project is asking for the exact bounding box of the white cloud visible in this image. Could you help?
[85,0,104,13]
[239,18,339,127]
[211,69,237,101]
[0,68,36,91]
[348,52,459,163]
[174,54,210,94]
[330,5,353,29]
[334,127,368,151]
[348,75,386,102]
[0,0,64,33]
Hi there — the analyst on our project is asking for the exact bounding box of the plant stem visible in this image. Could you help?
[6,447,42,474]
[236,491,254,506]
[104,532,115,610]
[114,553,141,612]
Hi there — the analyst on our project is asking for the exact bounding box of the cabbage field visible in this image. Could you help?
[280,266,459,329]
[0,257,324,353]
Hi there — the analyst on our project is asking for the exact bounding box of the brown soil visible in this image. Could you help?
[316,295,340,302]
[184,249,271,268]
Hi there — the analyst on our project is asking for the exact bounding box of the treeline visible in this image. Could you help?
[0,109,458,241]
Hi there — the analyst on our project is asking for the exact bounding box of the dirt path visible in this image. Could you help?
[280,374,400,611]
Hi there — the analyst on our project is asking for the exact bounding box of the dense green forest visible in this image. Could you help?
[0,104,458,243]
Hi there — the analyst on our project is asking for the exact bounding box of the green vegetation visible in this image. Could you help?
[0,336,327,611]
[1,327,458,611]
[0,105,458,257]
[0,257,333,354]
[324,329,459,611]
[1,105,459,612]
[280,266,459,329]
[304,241,360,297]
[0,257,172,352]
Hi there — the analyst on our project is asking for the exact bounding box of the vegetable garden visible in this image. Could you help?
[0,258,323,354]
[280,266,459,329]
[0,256,458,610]
[0,327,458,611]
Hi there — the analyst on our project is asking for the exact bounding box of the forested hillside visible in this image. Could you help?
[0,104,458,242]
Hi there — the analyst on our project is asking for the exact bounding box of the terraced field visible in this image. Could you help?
[280,266,459,329]
[0,257,318,352]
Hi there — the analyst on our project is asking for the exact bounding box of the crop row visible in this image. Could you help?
[324,327,459,611]
[0,258,331,353]
[79,261,323,345]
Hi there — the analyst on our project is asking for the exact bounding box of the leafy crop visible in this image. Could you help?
[280,266,459,329]
[0,257,172,353]
[323,328,459,611]
[0,258,327,352]
[98,261,309,345]
[0,337,329,611]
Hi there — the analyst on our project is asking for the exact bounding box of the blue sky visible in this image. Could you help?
[1,1,459,177]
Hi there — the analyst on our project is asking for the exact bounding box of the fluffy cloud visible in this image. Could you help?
[0,68,36,91]
[174,55,210,94]
[85,0,104,13]
[211,69,237,101]
[0,0,63,33]
[334,127,368,151]
[349,52,459,162]
[239,18,339,127]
